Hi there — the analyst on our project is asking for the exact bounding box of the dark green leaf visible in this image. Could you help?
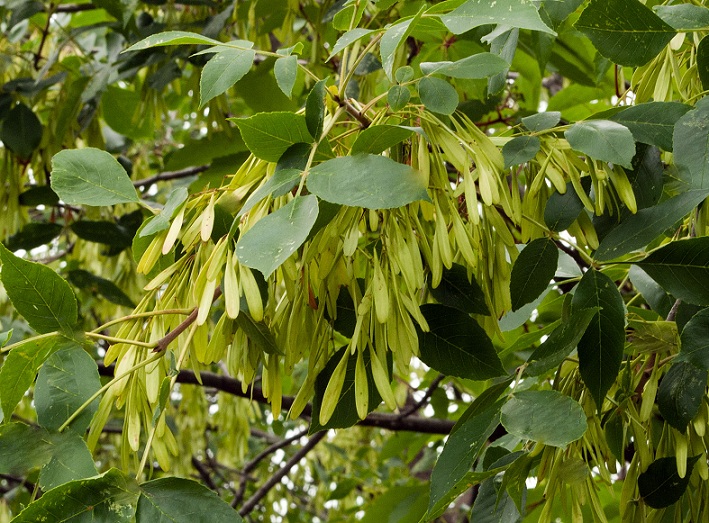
[351,125,414,155]
[428,400,503,516]
[236,195,319,278]
[441,0,555,36]
[610,102,691,152]
[418,304,505,380]
[673,103,709,190]
[677,308,709,370]
[420,53,509,79]
[525,307,598,376]
[310,347,384,432]
[0,243,78,333]
[235,313,281,355]
[544,182,586,232]
[571,269,625,409]
[35,344,102,433]
[501,390,587,447]
[0,103,43,160]
[39,431,98,491]
[418,77,458,115]
[628,265,673,318]
[200,45,255,106]
[305,79,327,139]
[595,190,709,261]
[71,220,134,249]
[502,135,541,169]
[636,237,709,306]
[638,456,700,509]
[237,169,301,218]
[429,263,489,316]
[50,148,140,206]
[231,112,313,162]
[18,185,60,207]
[522,111,561,131]
[123,31,222,52]
[360,485,428,523]
[387,85,411,111]
[626,144,664,210]
[137,477,243,522]
[698,36,709,91]
[575,0,676,67]
[657,362,707,431]
[11,468,140,523]
[604,409,626,463]
[471,476,521,523]
[307,153,430,209]
[653,5,709,31]
[0,423,52,475]
[510,238,558,311]
[4,222,63,251]
[565,120,636,169]
[274,55,298,99]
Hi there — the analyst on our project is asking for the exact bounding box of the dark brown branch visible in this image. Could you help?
[153,289,220,353]
[330,93,371,129]
[237,431,326,517]
[191,456,219,491]
[399,373,445,418]
[231,429,308,508]
[54,3,97,13]
[96,364,455,434]
[133,165,210,189]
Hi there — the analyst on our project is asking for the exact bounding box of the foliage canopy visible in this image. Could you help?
[1,0,709,521]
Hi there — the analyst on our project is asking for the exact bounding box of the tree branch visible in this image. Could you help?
[237,431,326,517]
[133,165,210,189]
[96,364,455,434]
[399,373,445,418]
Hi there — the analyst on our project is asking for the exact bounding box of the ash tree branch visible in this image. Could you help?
[237,431,326,517]
[133,165,210,189]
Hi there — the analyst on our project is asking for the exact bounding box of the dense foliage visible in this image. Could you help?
[1,0,709,521]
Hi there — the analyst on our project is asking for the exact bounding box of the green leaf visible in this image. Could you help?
[653,5,709,31]
[274,55,298,99]
[441,0,555,36]
[11,468,140,523]
[307,154,429,209]
[501,390,587,447]
[417,77,458,115]
[310,347,384,432]
[575,0,676,67]
[544,182,586,232]
[0,243,78,333]
[395,66,414,83]
[564,120,636,169]
[231,112,313,162]
[50,148,140,206]
[68,269,136,308]
[328,28,376,61]
[657,362,707,431]
[0,103,43,160]
[525,307,598,376]
[39,431,98,491]
[428,400,502,516]
[237,169,301,218]
[502,135,541,169]
[18,185,60,207]
[4,222,63,252]
[522,111,561,131]
[595,190,709,261]
[638,456,700,509]
[610,102,691,152]
[305,79,327,139]
[381,14,421,80]
[351,125,414,155]
[673,103,709,190]
[71,220,134,249]
[420,53,509,79]
[0,422,53,475]
[571,269,625,409]
[677,308,709,371]
[236,195,319,278]
[636,237,709,306]
[430,263,489,316]
[139,187,189,237]
[510,238,558,311]
[35,344,102,433]
[123,31,222,52]
[137,477,243,522]
[200,45,255,106]
[418,304,506,381]
[698,36,709,91]
[360,485,428,523]
[470,475,521,523]
[235,313,282,355]
[0,336,65,419]
[387,85,410,111]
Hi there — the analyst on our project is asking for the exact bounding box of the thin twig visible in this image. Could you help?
[191,456,219,491]
[666,298,681,322]
[231,429,308,508]
[398,374,445,418]
[153,289,220,353]
[133,165,210,189]
[237,431,326,517]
